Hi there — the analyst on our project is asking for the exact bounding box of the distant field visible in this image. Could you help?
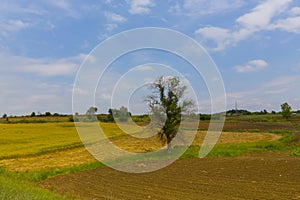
[0,116,70,123]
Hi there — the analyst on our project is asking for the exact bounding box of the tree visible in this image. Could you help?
[281,102,292,120]
[70,112,79,122]
[108,106,131,122]
[271,111,276,114]
[45,112,51,116]
[108,108,115,122]
[147,76,194,152]
[30,112,36,117]
[2,113,7,118]
[86,106,98,121]
[117,106,131,122]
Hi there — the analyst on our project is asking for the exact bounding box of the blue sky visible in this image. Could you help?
[1,0,300,115]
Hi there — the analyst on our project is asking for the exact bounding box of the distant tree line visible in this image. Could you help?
[107,106,131,122]
[226,109,252,115]
[70,106,132,122]
[1,112,66,119]
[2,102,300,123]
[28,111,65,117]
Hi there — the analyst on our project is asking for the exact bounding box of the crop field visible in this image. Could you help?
[0,115,300,199]
[0,122,283,172]
[41,151,300,200]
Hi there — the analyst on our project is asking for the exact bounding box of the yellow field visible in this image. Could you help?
[0,122,137,159]
[0,123,81,159]
[0,122,282,172]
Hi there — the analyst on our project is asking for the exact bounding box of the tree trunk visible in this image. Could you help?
[167,142,172,153]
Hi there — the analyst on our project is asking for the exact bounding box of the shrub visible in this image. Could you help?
[291,147,300,156]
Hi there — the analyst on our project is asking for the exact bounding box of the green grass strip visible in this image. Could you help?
[0,168,66,200]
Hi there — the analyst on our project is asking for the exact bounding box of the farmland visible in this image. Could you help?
[0,114,300,199]
[41,151,300,200]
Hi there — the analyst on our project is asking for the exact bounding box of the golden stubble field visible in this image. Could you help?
[0,122,281,172]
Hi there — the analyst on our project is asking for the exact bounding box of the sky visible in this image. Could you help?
[1,0,300,115]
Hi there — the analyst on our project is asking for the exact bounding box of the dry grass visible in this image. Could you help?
[0,121,281,172]
[0,123,81,159]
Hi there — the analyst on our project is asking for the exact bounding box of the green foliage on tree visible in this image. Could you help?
[108,106,131,122]
[2,113,7,118]
[69,112,80,122]
[147,76,194,152]
[118,106,131,122]
[281,102,292,120]
[199,114,211,120]
[45,112,51,116]
[107,108,114,122]
[86,106,98,121]
[30,112,36,117]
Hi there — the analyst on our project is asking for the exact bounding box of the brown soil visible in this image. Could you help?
[41,151,300,200]
[198,121,294,132]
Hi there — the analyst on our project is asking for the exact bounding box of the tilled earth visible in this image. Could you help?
[41,151,300,200]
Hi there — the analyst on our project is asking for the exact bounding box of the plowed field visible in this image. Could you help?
[41,151,300,200]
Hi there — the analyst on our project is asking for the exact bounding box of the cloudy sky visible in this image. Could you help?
[1,0,300,115]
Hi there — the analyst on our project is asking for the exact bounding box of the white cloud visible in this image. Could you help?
[0,20,31,35]
[260,75,300,95]
[170,0,245,16]
[135,65,154,71]
[50,1,70,11]
[47,1,80,18]
[264,75,300,88]
[0,73,73,115]
[103,12,126,31]
[0,1,46,16]
[236,0,291,30]
[26,62,77,76]
[0,52,90,115]
[97,33,110,41]
[169,2,181,14]
[226,74,300,111]
[100,93,112,100]
[235,59,268,73]
[270,16,300,34]
[0,1,101,20]
[195,26,252,50]
[290,7,300,16]
[195,26,232,51]
[0,53,83,76]
[227,91,252,99]
[129,0,155,15]
[104,12,127,23]
[105,24,118,31]
[195,0,295,51]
